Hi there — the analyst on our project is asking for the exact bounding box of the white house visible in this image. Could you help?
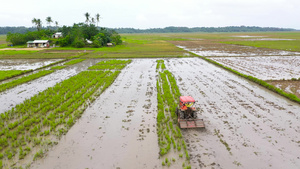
[52,32,63,38]
[27,40,50,48]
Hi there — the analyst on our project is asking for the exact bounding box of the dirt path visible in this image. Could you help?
[166,58,300,169]
[30,59,160,169]
[0,59,102,114]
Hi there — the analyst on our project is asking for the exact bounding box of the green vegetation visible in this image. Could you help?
[51,66,66,70]
[0,60,128,168]
[0,70,32,81]
[88,59,131,70]
[63,59,86,65]
[156,60,191,168]
[0,70,54,92]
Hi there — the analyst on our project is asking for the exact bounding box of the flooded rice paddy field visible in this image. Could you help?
[173,41,300,57]
[0,59,62,70]
[266,80,300,99]
[0,59,103,114]
[210,56,300,80]
[166,58,300,169]
[1,56,300,168]
[30,59,160,169]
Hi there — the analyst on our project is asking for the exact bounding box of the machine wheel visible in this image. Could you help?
[180,111,184,119]
[193,112,197,119]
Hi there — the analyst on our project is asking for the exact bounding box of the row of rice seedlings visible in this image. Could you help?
[0,70,54,93]
[95,59,131,65]
[88,59,132,70]
[63,59,86,65]
[156,60,166,72]
[0,70,121,168]
[0,70,33,82]
[156,60,191,168]
[50,66,66,70]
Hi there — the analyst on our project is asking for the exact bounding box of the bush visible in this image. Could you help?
[72,39,85,48]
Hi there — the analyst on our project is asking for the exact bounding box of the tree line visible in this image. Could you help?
[1,26,297,35]
[114,26,297,33]
[5,13,122,48]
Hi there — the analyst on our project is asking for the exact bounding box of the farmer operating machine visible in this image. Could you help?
[176,96,205,128]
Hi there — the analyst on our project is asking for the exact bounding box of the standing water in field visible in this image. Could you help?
[166,58,300,169]
[0,59,103,114]
[30,59,160,169]
[0,59,62,70]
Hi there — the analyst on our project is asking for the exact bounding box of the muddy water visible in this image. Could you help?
[211,56,300,80]
[166,58,300,169]
[0,59,102,114]
[30,59,160,169]
[0,59,62,70]
[174,41,300,57]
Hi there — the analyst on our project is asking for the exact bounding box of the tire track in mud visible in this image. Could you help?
[30,59,160,169]
[166,58,300,169]
[0,59,102,114]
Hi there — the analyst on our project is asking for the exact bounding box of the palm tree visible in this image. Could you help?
[91,18,95,24]
[46,16,53,29]
[32,18,37,27]
[55,21,59,30]
[32,18,42,31]
[96,13,100,27]
[36,19,42,31]
[84,12,90,24]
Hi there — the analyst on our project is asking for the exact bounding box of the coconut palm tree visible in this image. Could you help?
[84,12,90,24]
[36,19,42,31]
[55,21,59,30]
[46,16,53,29]
[96,13,100,27]
[32,18,42,31]
[91,18,95,24]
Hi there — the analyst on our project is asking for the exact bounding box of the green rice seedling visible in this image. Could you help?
[51,66,66,70]
[162,161,166,166]
[63,59,86,65]
[0,70,32,81]
[33,149,44,161]
[0,70,54,93]
[179,153,183,158]
[165,157,169,164]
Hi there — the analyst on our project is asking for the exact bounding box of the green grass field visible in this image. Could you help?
[1,32,300,58]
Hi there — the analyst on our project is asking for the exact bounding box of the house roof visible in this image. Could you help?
[27,41,34,43]
[33,40,49,43]
[54,32,62,35]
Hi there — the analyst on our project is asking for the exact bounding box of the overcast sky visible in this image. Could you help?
[1,0,299,29]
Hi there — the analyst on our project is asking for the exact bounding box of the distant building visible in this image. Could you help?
[107,43,114,47]
[52,32,63,38]
[27,40,50,48]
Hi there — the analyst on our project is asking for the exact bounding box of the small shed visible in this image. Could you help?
[52,32,63,38]
[106,43,115,47]
[27,40,50,48]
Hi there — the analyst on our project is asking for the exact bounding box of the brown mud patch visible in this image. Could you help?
[267,80,300,99]
[166,58,300,169]
[170,41,300,57]
[30,59,161,169]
